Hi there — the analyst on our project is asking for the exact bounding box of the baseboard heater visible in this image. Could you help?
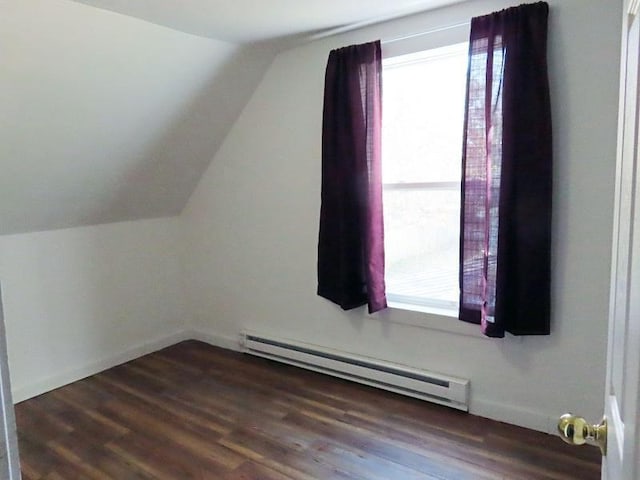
[240,332,469,411]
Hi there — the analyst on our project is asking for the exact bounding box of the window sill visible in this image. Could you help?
[384,301,492,340]
[387,300,457,318]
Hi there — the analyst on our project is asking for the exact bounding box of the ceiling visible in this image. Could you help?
[70,0,464,44]
[2,0,276,235]
[2,0,465,235]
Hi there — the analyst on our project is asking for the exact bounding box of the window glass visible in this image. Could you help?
[382,42,468,313]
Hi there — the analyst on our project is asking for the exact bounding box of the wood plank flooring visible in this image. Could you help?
[16,341,601,479]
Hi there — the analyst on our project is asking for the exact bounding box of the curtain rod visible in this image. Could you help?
[307,8,470,44]
[382,21,470,45]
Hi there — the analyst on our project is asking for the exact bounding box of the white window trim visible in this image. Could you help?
[381,301,490,340]
[380,25,472,332]
[381,22,470,58]
[387,295,457,317]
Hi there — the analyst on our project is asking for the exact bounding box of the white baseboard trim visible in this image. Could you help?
[189,328,562,435]
[471,398,556,434]
[12,329,192,403]
[11,325,562,437]
[189,328,561,436]
[186,328,242,352]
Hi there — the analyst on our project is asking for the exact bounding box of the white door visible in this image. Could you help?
[602,1,640,478]
[560,1,640,477]
[0,286,20,480]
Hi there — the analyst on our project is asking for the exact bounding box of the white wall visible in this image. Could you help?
[0,0,275,235]
[183,0,623,433]
[1,0,622,435]
[0,217,187,402]
[0,0,277,404]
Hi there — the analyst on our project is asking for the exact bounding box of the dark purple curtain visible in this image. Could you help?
[459,2,552,337]
[317,40,387,314]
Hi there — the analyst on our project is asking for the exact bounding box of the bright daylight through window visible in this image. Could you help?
[382,42,468,315]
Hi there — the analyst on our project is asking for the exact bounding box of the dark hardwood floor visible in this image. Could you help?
[16,340,600,479]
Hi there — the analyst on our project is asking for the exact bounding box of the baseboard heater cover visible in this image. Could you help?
[240,332,469,411]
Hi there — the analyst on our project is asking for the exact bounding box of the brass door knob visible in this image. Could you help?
[557,413,607,455]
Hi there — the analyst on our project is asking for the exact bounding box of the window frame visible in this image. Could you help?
[381,27,470,319]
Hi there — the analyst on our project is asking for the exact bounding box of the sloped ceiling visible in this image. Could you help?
[1,0,276,235]
[2,0,463,235]
[69,0,466,44]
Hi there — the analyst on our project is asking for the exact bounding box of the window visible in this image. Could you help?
[382,42,468,315]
